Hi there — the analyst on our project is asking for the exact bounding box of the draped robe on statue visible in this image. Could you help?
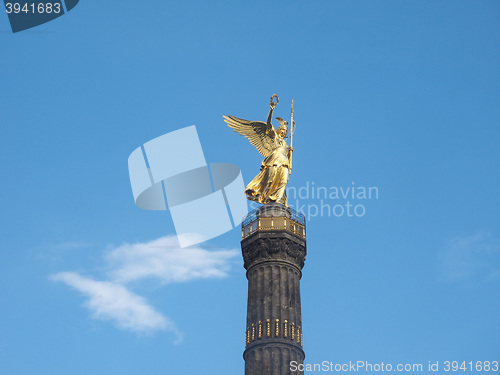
[245,136,289,205]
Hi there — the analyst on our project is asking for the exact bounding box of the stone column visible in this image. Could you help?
[241,203,307,375]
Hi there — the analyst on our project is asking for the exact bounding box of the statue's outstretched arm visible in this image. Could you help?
[224,94,280,157]
[266,100,276,137]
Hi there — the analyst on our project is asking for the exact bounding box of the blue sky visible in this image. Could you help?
[1,1,499,374]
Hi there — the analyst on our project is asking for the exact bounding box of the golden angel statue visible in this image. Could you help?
[224,94,295,206]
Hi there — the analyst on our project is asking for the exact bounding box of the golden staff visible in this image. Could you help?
[289,99,295,175]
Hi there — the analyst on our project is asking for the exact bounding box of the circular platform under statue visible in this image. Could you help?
[256,203,292,218]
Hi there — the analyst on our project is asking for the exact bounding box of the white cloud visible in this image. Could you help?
[106,235,239,284]
[51,272,182,341]
[51,234,238,340]
[438,231,500,283]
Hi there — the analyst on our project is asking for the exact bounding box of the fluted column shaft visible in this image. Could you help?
[242,230,306,375]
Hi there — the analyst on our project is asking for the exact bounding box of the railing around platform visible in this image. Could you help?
[241,206,306,240]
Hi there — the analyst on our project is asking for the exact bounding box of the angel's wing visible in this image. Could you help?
[223,115,275,157]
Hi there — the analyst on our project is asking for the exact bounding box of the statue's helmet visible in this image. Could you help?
[277,124,289,137]
[275,117,289,137]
